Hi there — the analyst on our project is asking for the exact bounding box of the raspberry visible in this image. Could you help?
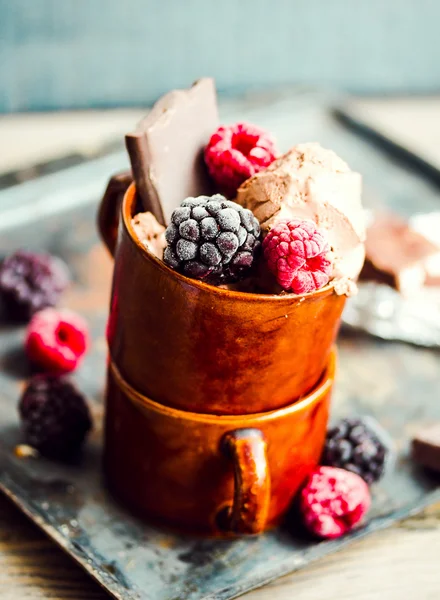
[263,219,332,293]
[25,308,89,374]
[18,375,92,458]
[300,466,371,539]
[0,251,70,322]
[322,417,390,485]
[204,122,277,198]
[164,195,261,284]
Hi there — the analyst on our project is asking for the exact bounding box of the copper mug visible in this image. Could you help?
[98,181,345,415]
[104,349,335,535]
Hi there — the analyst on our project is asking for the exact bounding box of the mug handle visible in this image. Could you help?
[221,428,270,535]
[97,171,133,256]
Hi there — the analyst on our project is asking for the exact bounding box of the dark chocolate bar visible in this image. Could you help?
[412,423,440,473]
[360,213,440,293]
[126,78,219,225]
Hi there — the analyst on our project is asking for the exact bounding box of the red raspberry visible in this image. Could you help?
[25,308,89,374]
[204,122,277,198]
[300,467,371,539]
[263,219,332,293]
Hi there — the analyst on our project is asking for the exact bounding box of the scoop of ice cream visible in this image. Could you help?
[132,212,167,259]
[236,143,366,289]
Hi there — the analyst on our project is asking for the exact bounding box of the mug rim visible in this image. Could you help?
[110,348,336,424]
[122,183,336,303]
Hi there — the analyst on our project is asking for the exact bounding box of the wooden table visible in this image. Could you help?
[1,98,440,599]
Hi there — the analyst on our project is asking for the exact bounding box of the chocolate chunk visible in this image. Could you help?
[360,213,440,294]
[126,78,219,226]
[412,423,440,472]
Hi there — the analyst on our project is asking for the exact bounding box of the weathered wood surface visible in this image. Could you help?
[1,95,440,599]
[1,492,440,600]
[0,494,107,600]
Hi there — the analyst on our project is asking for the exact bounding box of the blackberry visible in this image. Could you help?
[163,195,261,284]
[321,417,389,485]
[0,251,70,322]
[19,375,92,458]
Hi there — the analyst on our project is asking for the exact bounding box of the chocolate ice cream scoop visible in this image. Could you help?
[236,143,366,290]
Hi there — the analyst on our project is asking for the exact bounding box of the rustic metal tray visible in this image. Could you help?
[1,91,440,600]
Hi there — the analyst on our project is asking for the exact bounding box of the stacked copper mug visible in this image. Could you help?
[99,182,343,536]
[97,78,365,535]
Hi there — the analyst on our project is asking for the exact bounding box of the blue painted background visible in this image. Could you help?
[1,0,440,113]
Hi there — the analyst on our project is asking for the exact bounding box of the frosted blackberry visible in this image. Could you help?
[321,417,390,485]
[164,195,261,284]
[0,251,70,322]
[19,375,92,458]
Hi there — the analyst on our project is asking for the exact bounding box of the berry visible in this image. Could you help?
[25,308,89,374]
[322,417,390,485]
[0,251,70,322]
[263,219,332,293]
[164,195,261,284]
[300,466,371,539]
[204,122,277,198]
[18,375,92,458]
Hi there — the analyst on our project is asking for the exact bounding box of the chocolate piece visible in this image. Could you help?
[412,423,440,472]
[411,212,440,287]
[126,78,219,226]
[360,213,440,294]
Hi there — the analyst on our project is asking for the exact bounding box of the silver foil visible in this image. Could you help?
[342,283,440,347]
[342,212,440,347]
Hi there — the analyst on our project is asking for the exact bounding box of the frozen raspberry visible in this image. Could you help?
[25,308,89,374]
[0,251,70,322]
[204,122,277,197]
[322,417,391,485]
[263,219,332,293]
[300,466,371,539]
[19,374,92,458]
[164,195,261,284]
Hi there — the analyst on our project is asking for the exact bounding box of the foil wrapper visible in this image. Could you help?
[342,283,440,347]
[342,212,440,347]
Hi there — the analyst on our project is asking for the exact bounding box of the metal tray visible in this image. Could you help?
[1,91,440,600]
